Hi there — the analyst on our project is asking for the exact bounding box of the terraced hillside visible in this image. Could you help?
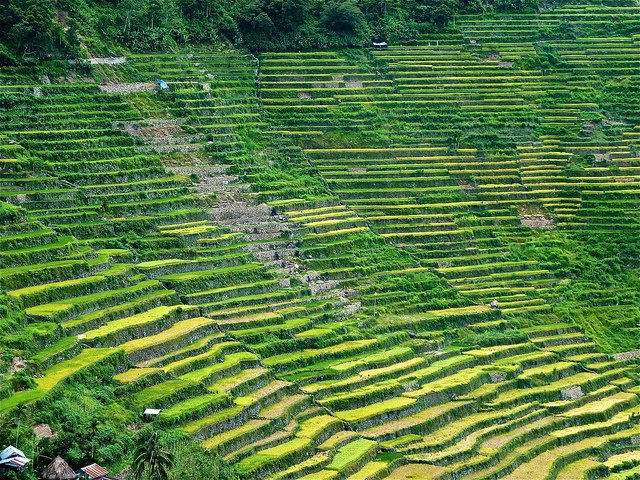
[0,3,639,480]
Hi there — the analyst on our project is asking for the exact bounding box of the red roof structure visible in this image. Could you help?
[79,463,109,479]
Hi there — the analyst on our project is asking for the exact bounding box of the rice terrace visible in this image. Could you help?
[0,0,638,478]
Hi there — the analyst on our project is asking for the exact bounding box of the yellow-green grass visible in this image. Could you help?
[326,438,377,471]
[319,431,360,450]
[114,367,159,384]
[297,414,343,439]
[604,450,640,467]
[139,333,224,367]
[61,289,178,332]
[379,434,421,449]
[119,317,215,353]
[399,402,537,452]
[236,414,343,473]
[304,356,427,395]
[335,397,415,423]
[0,348,116,411]
[269,452,333,480]
[31,336,78,364]
[361,399,475,438]
[516,361,577,383]
[160,393,228,421]
[182,397,255,435]
[82,305,180,340]
[263,339,377,368]
[26,279,161,318]
[609,464,640,480]
[348,461,389,480]
[132,378,195,408]
[298,470,339,480]
[164,344,245,379]
[385,463,449,479]
[208,367,269,394]
[158,262,263,282]
[330,346,414,373]
[403,365,491,399]
[8,262,131,298]
[487,369,629,409]
[202,418,269,449]
[178,351,258,382]
[558,392,639,419]
[232,317,310,337]
[393,354,476,385]
[503,423,640,479]
[236,438,312,473]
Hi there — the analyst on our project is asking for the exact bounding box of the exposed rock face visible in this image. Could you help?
[8,356,26,373]
[613,350,640,360]
[560,385,583,400]
[167,158,360,314]
[33,423,55,439]
[167,166,246,197]
[116,119,206,154]
[489,372,507,383]
[88,56,127,65]
[520,214,554,228]
[99,82,155,94]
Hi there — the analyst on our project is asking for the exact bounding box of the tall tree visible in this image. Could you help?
[130,429,174,480]
[0,0,62,57]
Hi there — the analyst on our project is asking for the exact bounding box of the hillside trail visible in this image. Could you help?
[120,114,361,316]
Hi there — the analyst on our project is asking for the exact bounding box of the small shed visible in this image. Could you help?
[372,42,388,49]
[156,79,169,91]
[143,408,161,421]
[77,463,109,480]
[0,445,31,473]
[42,456,77,480]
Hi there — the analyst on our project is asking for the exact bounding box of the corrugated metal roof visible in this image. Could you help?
[0,445,26,460]
[0,456,30,468]
[81,463,109,478]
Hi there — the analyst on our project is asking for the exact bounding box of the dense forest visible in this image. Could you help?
[0,0,578,62]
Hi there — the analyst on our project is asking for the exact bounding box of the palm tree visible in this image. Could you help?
[130,428,174,480]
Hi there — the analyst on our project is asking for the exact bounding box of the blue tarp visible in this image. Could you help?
[156,79,169,90]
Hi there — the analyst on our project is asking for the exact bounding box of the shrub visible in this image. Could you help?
[321,1,366,34]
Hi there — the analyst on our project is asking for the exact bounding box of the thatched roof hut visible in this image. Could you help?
[41,456,77,480]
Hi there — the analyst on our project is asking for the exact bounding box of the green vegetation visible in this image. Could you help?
[0,0,578,60]
[0,2,639,480]
[131,429,174,480]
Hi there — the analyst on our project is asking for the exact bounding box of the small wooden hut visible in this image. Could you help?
[41,456,76,480]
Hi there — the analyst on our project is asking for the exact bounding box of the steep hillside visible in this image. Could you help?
[0,3,639,480]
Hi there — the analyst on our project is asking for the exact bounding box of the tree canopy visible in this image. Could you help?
[0,0,579,61]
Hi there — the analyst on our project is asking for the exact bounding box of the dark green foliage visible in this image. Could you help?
[33,384,135,468]
[131,428,174,480]
[0,0,73,61]
[322,1,368,34]
[518,43,568,74]
[162,433,238,480]
[452,328,528,348]
[0,202,23,224]
[0,0,586,59]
